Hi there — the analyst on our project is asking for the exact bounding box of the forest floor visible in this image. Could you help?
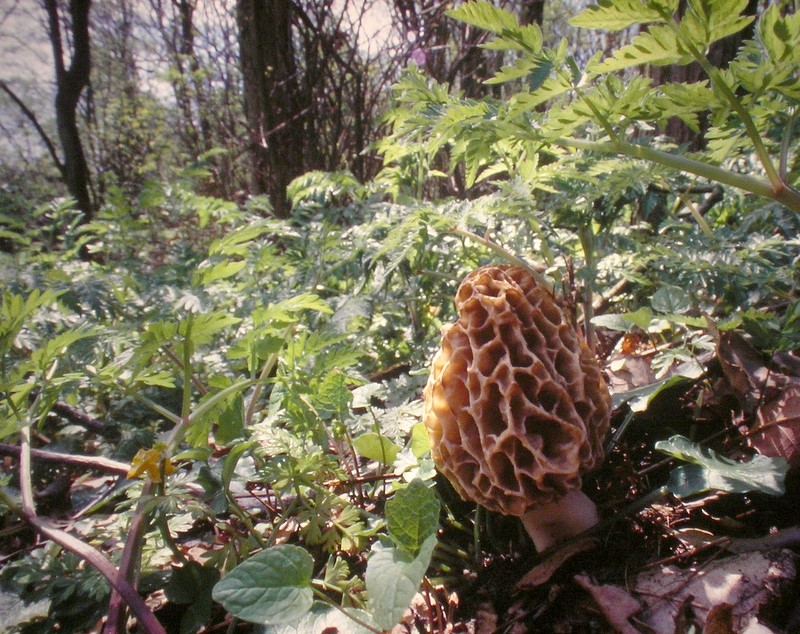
[400,330,800,634]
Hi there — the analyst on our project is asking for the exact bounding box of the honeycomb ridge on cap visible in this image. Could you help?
[423,265,612,516]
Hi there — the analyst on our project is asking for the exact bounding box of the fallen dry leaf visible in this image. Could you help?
[515,535,599,588]
[749,382,800,465]
[633,549,796,633]
[574,574,641,634]
[703,602,735,634]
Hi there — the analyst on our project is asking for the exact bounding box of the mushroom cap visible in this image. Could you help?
[423,265,611,516]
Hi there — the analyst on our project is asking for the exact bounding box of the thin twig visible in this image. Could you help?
[0,442,131,476]
[0,491,165,634]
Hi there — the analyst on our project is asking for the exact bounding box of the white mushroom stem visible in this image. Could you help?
[520,489,600,553]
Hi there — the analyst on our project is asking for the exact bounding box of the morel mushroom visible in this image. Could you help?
[423,265,612,552]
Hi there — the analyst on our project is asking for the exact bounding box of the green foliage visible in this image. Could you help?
[3,2,800,632]
[212,545,315,625]
[656,435,789,498]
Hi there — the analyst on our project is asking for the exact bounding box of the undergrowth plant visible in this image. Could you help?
[1,2,800,633]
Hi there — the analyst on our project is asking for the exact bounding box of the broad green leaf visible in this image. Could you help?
[166,562,221,634]
[591,313,636,332]
[352,432,401,465]
[592,307,653,332]
[180,311,241,346]
[611,374,693,411]
[365,533,437,630]
[212,545,314,625]
[386,479,440,555]
[655,435,788,498]
[215,393,245,445]
[571,0,675,31]
[410,422,431,458]
[651,285,691,314]
[313,370,352,419]
[256,603,376,634]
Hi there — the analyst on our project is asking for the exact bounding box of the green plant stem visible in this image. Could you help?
[245,330,288,427]
[450,227,555,294]
[555,137,800,213]
[19,422,35,516]
[780,109,798,181]
[661,10,784,192]
[578,225,597,354]
[180,313,194,419]
[19,359,59,516]
[0,489,166,634]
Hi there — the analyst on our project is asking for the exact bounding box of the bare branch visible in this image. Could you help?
[0,79,64,176]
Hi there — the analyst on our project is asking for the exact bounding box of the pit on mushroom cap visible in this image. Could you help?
[423,265,612,552]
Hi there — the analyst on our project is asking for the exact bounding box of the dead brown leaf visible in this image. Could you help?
[515,535,599,588]
[748,382,800,465]
[574,574,641,634]
[703,602,735,634]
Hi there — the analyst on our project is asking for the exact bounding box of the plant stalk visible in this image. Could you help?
[555,137,800,213]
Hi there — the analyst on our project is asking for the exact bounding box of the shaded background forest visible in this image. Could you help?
[0,0,753,225]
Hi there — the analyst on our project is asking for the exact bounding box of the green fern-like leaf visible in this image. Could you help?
[589,25,691,74]
[446,1,519,34]
[679,0,753,53]
[570,0,676,31]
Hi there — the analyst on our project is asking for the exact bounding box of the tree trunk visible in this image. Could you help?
[237,0,307,217]
[520,0,545,26]
[44,0,94,221]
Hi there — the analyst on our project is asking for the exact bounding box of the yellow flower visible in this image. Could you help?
[127,443,176,482]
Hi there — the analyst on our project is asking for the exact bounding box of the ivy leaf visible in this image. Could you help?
[365,533,437,630]
[571,0,675,31]
[212,545,314,625]
[386,479,440,555]
[655,435,788,498]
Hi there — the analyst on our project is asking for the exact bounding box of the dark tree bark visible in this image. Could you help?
[649,0,758,148]
[237,0,308,217]
[44,0,94,220]
[520,0,545,26]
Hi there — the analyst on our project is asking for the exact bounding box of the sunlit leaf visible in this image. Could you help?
[212,545,314,625]
[655,435,788,498]
[365,534,437,630]
[352,432,401,465]
[386,479,440,555]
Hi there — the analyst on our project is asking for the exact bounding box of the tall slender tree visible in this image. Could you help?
[44,0,94,220]
[237,0,308,217]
